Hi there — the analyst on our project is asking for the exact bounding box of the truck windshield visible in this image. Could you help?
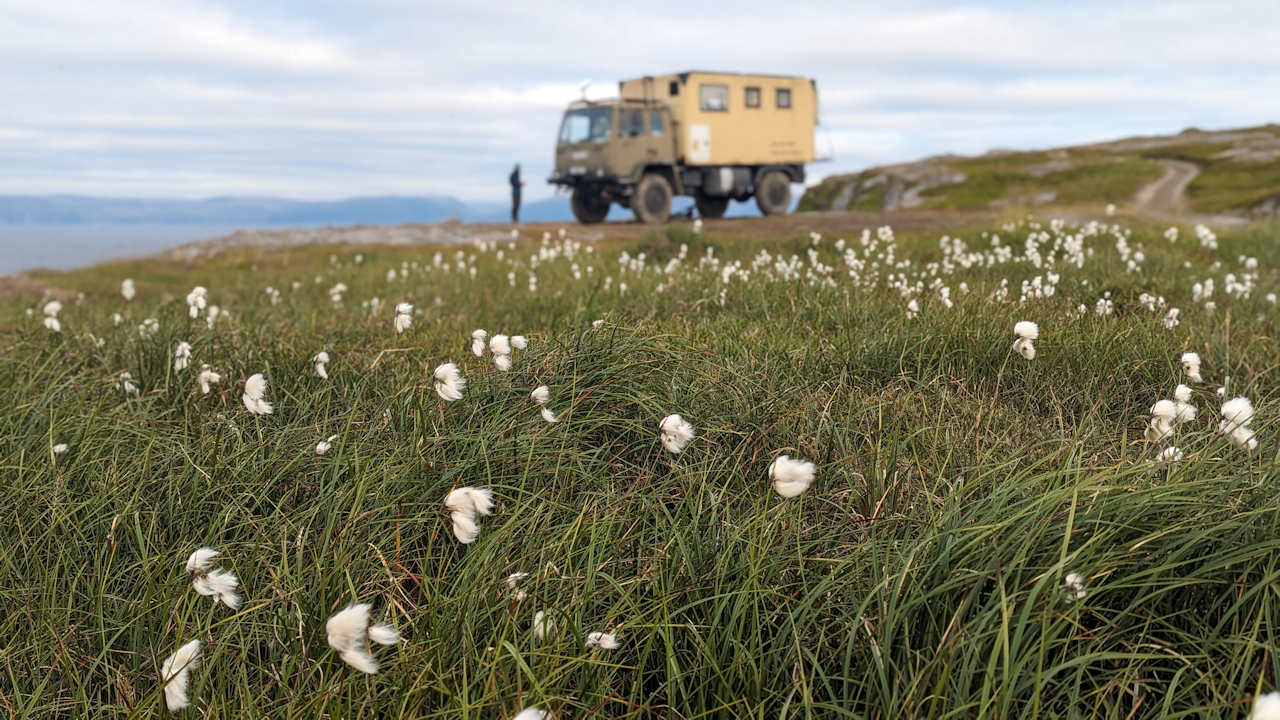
[558,107,612,145]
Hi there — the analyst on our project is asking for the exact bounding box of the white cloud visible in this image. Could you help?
[0,0,364,72]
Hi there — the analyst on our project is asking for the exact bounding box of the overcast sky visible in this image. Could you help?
[2,0,1279,204]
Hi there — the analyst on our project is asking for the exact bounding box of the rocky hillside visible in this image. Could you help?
[800,124,1280,217]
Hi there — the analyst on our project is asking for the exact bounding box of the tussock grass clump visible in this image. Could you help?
[1,217,1278,717]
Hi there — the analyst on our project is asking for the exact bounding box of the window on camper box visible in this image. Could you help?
[669,81,679,95]
[699,83,728,111]
[745,86,761,108]
[776,88,792,109]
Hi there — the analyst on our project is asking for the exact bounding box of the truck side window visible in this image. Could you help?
[621,110,644,137]
[776,88,792,109]
[699,83,728,112]
[650,111,663,135]
[745,87,761,108]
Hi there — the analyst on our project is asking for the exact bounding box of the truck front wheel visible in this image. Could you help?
[694,191,729,219]
[633,173,672,225]
[571,186,610,224]
[754,171,792,216]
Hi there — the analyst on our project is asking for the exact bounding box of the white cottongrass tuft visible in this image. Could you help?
[185,286,208,319]
[585,631,619,650]
[394,302,413,334]
[325,603,401,674]
[1180,352,1202,383]
[1220,397,1255,432]
[116,371,139,395]
[489,333,514,371]
[42,300,62,332]
[1012,337,1035,360]
[511,335,528,350]
[533,610,554,641]
[173,342,191,372]
[242,373,273,415]
[659,414,695,454]
[1172,384,1196,424]
[769,455,816,498]
[186,547,242,610]
[197,365,221,395]
[1252,692,1280,720]
[513,708,552,720]
[444,486,494,544]
[592,319,604,330]
[1157,446,1183,465]
[471,329,488,356]
[53,443,69,455]
[1062,572,1087,602]
[160,639,202,711]
[1013,321,1039,340]
[531,385,558,422]
[204,306,221,329]
[1173,384,1192,402]
[505,571,529,601]
[490,333,511,356]
[433,362,466,402]
[1220,396,1258,451]
[1230,427,1259,452]
[1012,321,1038,359]
[531,386,550,405]
[316,434,338,455]
[121,278,135,301]
[112,312,124,326]
[1146,400,1177,443]
[313,351,330,379]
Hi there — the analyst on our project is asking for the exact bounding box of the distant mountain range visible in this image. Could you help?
[0,193,764,227]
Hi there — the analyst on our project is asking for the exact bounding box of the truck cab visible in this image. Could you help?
[550,98,677,224]
[550,71,817,225]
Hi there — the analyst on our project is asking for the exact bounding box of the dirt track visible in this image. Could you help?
[1131,160,1199,215]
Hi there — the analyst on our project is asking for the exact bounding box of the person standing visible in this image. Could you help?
[509,163,524,223]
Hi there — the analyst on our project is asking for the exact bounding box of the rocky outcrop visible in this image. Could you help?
[802,124,1280,216]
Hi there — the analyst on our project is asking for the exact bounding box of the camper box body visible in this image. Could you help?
[618,71,817,168]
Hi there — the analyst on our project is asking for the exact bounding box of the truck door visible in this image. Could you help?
[647,108,675,166]
[614,107,649,182]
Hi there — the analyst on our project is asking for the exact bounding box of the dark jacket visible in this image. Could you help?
[509,169,521,195]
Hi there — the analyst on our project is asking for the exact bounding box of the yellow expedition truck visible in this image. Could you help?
[549,71,818,224]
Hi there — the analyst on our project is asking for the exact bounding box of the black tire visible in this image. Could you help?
[754,171,792,216]
[694,192,729,219]
[633,173,673,225]
[571,186,610,224]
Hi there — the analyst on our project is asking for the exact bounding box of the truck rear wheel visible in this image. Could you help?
[571,186,610,224]
[633,173,672,225]
[754,171,792,216]
[694,192,729,219]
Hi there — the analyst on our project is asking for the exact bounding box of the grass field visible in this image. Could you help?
[3,216,1280,718]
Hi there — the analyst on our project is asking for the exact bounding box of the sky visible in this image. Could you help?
[2,0,1279,205]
